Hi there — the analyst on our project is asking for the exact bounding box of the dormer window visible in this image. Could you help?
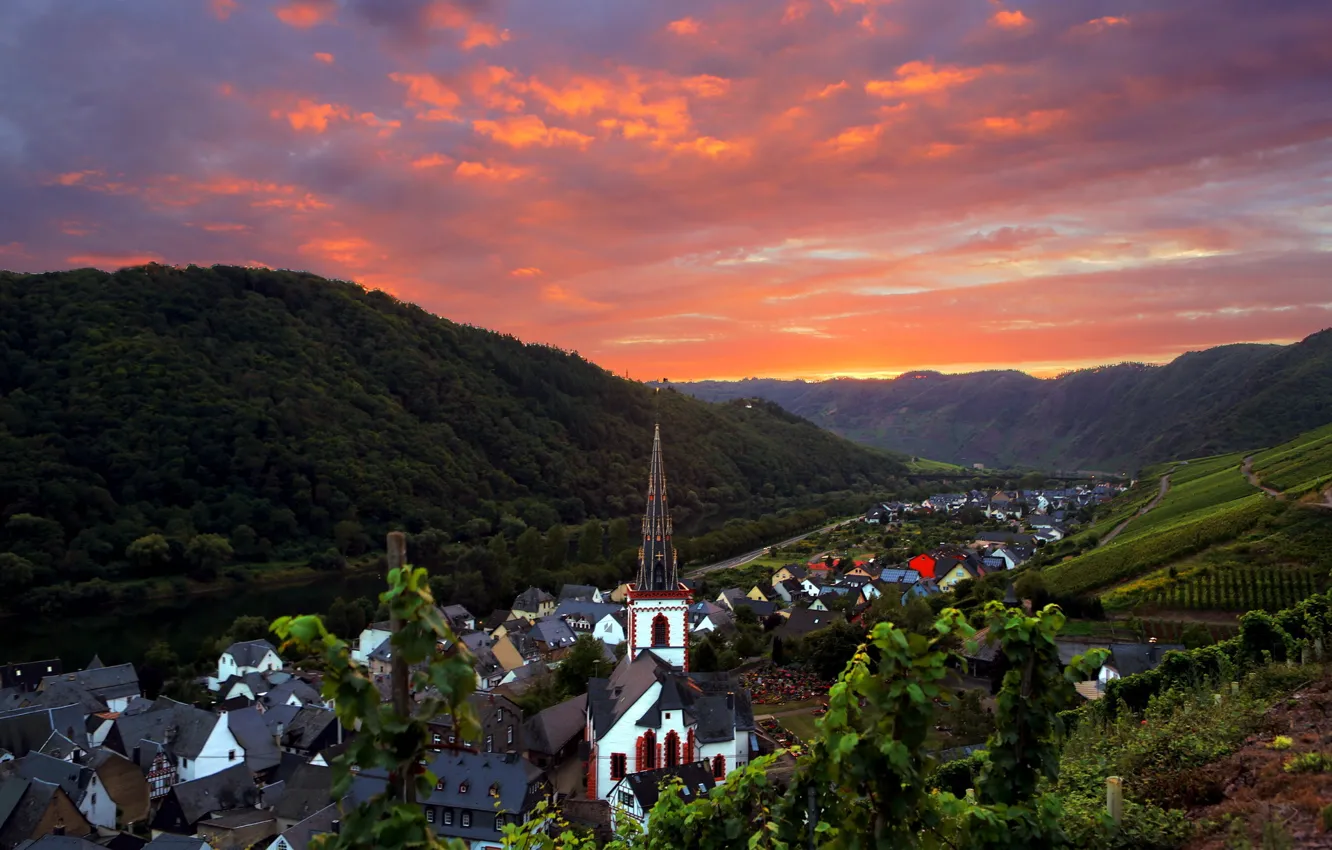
[458,781,469,794]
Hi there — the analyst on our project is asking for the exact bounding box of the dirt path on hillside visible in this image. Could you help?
[1241,455,1284,499]
[1099,467,1175,547]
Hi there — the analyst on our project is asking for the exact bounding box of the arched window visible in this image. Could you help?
[651,614,669,647]
[641,731,657,770]
[712,754,726,779]
[664,731,680,768]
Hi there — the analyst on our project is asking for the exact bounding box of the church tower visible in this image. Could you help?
[626,425,693,669]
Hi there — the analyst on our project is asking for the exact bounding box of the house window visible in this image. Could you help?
[495,814,505,830]
[610,753,627,780]
[664,731,680,768]
[619,790,634,808]
[444,809,453,826]
[426,808,435,823]
[436,780,444,791]
[459,781,469,794]
[448,734,456,745]
[432,733,441,745]
[506,726,514,745]
[461,812,471,828]
[486,735,493,753]
[712,755,726,779]
[91,793,97,806]
[495,709,503,721]
[640,731,657,770]
[651,614,669,647]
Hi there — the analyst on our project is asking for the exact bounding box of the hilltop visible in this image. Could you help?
[671,332,1332,470]
[0,264,905,592]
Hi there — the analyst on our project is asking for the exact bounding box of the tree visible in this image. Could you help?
[576,519,603,564]
[770,635,786,666]
[334,520,369,556]
[326,597,368,639]
[555,635,612,696]
[803,619,864,680]
[126,534,171,575]
[140,639,179,700]
[185,533,233,581]
[692,637,720,673]
[516,527,544,573]
[1181,622,1214,650]
[544,525,568,571]
[0,553,36,595]
[606,517,631,561]
[226,615,272,643]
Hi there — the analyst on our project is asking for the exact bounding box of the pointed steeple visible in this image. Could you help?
[636,424,677,590]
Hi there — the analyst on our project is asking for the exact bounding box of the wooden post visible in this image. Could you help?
[807,786,817,850]
[1106,776,1123,825]
[387,531,415,805]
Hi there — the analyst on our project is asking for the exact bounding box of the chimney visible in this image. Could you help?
[274,722,285,746]
[332,820,341,835]
[53,823,65,836]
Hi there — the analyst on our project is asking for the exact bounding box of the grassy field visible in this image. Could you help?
[905,457,968,474]
[1252,423,1332,496]
[1058,462,1174,549]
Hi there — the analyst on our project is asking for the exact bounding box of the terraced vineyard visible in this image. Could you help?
[1136,567,1319,612]
[1108,452,1253,540]
[1251,423,1332,496]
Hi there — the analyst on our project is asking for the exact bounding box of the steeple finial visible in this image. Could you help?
[636,424,676,590]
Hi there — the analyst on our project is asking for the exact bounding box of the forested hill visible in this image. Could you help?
[0,264,905,586]
[671,331,1332,471]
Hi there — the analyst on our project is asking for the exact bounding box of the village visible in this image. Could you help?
[0,446,1171,850]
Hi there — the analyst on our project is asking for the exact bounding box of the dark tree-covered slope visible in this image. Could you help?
[673,331,1332,471]
[0,264,905,583]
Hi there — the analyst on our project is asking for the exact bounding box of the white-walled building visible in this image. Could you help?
[211,640,282,690]
[585,426,754,808]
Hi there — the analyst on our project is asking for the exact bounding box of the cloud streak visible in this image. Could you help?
[0,0,1329,380]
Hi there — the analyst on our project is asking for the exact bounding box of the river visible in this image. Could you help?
[1,571,391,668]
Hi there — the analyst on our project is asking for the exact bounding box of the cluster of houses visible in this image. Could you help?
[0,427,765,848]
[866,483,1123,532]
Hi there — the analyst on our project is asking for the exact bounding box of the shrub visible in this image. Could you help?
[1270,736,1293,751]
[1283,752,1332,774]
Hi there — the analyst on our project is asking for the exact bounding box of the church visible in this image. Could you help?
[585,426,755,803]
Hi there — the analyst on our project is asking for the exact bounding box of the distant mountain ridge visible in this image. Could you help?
[670,332,1332,471]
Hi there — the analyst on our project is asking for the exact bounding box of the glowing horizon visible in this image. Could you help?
[1,0,1329,381]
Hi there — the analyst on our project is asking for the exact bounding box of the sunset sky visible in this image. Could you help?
[1,0,1330,380]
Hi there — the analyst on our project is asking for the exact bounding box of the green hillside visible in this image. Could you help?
[1043,426,1332,605]
[0,264,906,597]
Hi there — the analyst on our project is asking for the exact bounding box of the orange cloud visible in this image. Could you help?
[917,142,960,159]
[473,114,593,149]
[865,61,987,98]
[541,283,608,310]
[210,0,238,21]
[974,109,1067,135]
[782,0,811,23]
[313,52,334,64]
[465,66,525,112]
[1082,15,1129,30]
[52,170,102,186]
[355,112,401,137]
[461,22,510,50]
[510,267,543,277]
[273,0,336,28]
[281,99,350,132]
[411,153,455,169]
[823,124,882,154]
[812,81,850,99]
[60,221,94,236]
[528,72,704,148]
[299,236,380,267]
[681,75,731,98]
[389,72,462,122]
[198,222,250,232]
[667,18,700,35]
[0,242,25,256]
[990,9,1031,29]
[67,252,165,268]
[455,161,529,180]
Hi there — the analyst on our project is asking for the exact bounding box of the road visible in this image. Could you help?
[685,518,855,577]
[1098,466,1175,548]
[1242,455,1284,499]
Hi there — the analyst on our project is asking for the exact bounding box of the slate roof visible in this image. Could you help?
[27,680,106,715]
[557,584,600,603]
[623,761,715,811]
[777,608,839,640]
[274,802,339,850]
[688,601,725,618]
[165,763,258,827]
[731,598,777,618]
[552,600,624,623]
[280,706,338,753]
[776,579,804,597]
[38,663,139,702]
[588,653,753,745]
[0,660,61,694]
[142,836,211,850]
[481,610,511,632]
[109,698,219,761]
[36,731,80,760]
[350,751,534,844]
[13,836,104,850]
[523,694,586,756]
[0,703,89,756]
[223,640,278,669]
[225,706,281,772]
[272,763,333,824]
[0,776,59,848]
[261,679,322,709]
[1107,643,1185,677]
[778,564,807,580]
[14,752,91,802]
[513,587,555,611]
[440,604,475,627]
[261,704,301,736]
[529,617,577,650]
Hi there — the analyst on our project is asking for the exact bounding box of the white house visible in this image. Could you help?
[553,601,627,646]
[352,622,393,665]
[16,752,117,829]
[212,640,282,690]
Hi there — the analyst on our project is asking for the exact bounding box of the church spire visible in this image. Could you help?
[636,424,677,590]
